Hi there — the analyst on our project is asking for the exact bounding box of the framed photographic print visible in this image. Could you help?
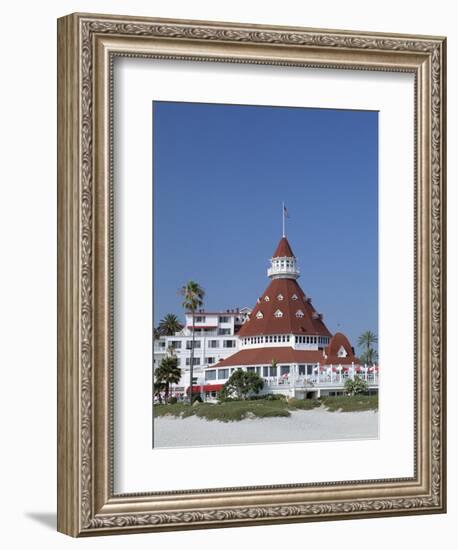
[57,13,446,536]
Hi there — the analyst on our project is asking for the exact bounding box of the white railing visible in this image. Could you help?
[264,373,379,388]
[267,265,300,278]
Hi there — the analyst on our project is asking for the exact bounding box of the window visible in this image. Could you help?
[218,328,231,335]
[208,340,219,348]
[223,340,236,348]
[274,309,283,318]
[186,340,201,349]
[206,357,215,364]
[256,311,264,319]
[277,294,284,301]
[195,316,206,323]
[205,370,216,381]
[292,294,298,300]
[218,369,229,379]
[262,365,277,377]
[170,340,182,349]
[298,364,306,375]
[247,366,256,372]
[296,309,304,318]
[264,295,270,302]
[307,364,314,375]
[186,357,200,366]
[219,316,230,323]
[280,365,290,376]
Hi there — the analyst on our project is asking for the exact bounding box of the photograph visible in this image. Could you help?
[152,101,379,448]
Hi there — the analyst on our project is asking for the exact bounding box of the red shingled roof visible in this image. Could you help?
[213,347,325,368]
[324,332,360,365]
[272,237,295,258]
[238,278,332,338]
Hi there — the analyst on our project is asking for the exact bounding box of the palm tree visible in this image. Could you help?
[155,355,182,401]
[179,280,205,403]
[360,347,378,366]
[357,330,378,365]
[158,313,183,336]
[153,380,166,404]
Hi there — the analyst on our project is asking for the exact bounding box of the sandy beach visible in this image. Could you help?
[154,408,378,448]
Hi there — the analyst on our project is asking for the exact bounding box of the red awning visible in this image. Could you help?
[186,384,224,393]
[203,384,224,392]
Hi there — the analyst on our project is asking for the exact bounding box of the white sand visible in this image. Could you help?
[154,408,378,448]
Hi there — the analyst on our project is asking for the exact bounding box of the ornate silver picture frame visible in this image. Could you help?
[57,12,446,536]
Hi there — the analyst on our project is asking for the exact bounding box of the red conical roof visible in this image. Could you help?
[324,332,360,364]
[238,278,332,338]
[272,237,295,258]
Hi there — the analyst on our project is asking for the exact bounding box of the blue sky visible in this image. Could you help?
[153,101,378,349]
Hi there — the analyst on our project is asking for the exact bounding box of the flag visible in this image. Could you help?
[283,204,289,218]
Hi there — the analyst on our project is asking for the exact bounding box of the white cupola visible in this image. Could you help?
[267,237,300,280]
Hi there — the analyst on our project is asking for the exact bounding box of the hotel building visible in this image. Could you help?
[154,235,379,401]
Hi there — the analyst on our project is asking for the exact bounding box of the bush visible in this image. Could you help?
[167,396,178,404]
[288,398,321,410]
[344,375,369,396]
[264,393,287,401]
[321,394,378,412]
[220,370,264,400]
[195,400,290,422]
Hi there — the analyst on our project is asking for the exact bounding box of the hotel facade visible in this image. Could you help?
[154,235,379,401]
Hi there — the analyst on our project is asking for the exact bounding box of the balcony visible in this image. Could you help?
[263,373,379,389]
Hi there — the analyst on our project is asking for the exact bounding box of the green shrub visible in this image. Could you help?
[288,398,321,410]
[220,370,264,400]
[321,394,378,412]
[344,375,369,396]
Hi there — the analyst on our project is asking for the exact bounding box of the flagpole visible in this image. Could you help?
[282,201,285,237]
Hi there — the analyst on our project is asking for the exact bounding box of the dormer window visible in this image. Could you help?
[337,345,348,358]
[274,309,283,318]
[256,311,264,319]
[277,293,284,301]
[264,296,270,302]
[296,310,304,318]
[292,294,298,301]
